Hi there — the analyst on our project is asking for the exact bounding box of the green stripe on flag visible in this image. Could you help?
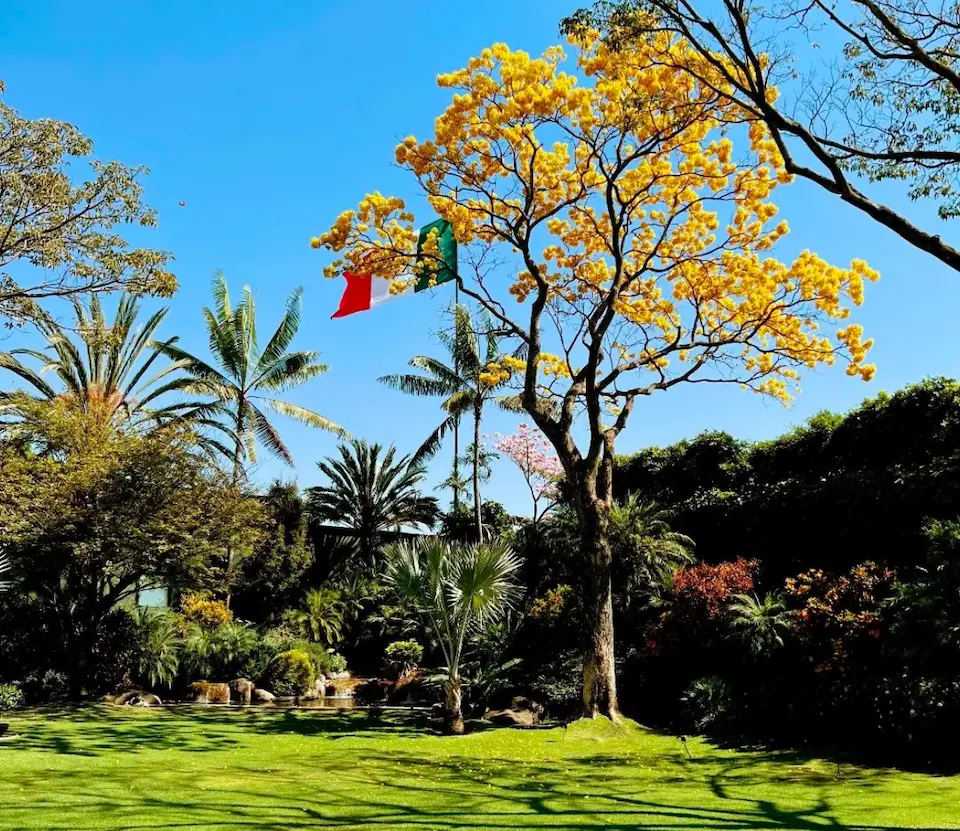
[414,219,457,292]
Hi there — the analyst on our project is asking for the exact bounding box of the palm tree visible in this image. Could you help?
[307,439,439,569]
[291,588,346,646]
[609,495,696,610]
[155,273,344,480]
[380,304,513,540]
[0,294,215,439]
[0,553,11,593]
[728,592,793,655]
[383,538,522,734]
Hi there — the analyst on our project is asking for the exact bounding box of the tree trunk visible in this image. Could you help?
[472,401,482,542]
[577,485,620,721]
[452,414,461,511]
[443,677,465,735]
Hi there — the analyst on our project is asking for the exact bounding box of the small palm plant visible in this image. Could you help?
[383,538,522,734]
[291,588,346,646]
[134,609,182,689]
[609,495,696,608]
[728,592,793,655]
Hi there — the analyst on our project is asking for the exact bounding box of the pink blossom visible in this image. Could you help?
[492,424,563,521]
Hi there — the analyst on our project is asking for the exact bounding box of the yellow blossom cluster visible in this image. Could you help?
[313,30,877,402]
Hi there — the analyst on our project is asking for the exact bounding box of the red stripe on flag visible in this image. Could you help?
[331,269,373,319]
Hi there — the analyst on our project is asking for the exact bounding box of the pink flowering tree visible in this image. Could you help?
[493,424,564,525]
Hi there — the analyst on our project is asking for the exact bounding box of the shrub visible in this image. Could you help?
[260,625,345,679]
[89,609,141,693]
[134,609,181,689]
[180,592,233,630]
[682,675,733,732]
[0,683,24,713]
[262,650,314,696]
[19,670,69,704]
[384,640,423,679]
[182,620,261,681]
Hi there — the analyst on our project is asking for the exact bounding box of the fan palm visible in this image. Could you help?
[728,592,793,655]
[379,304,514,540]
[0,294,216,441]
[383,538,522,734]
[609,495,696,610]
[155,273,344,480]
[307,439,439,569]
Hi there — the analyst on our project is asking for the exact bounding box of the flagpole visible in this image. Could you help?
[452,280,461,513]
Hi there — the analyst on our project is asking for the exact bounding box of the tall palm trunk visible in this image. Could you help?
[472,399,482,541]
[452,414,461,511]
[225,405,245,609]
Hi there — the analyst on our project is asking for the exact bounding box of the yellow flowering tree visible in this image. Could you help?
[313,33,877,719]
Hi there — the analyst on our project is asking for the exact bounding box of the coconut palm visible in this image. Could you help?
[155,273,344,480]
[729,592,793,655]
[609,495,696,609]
[379,304,514,540]
[307,439,439,569]
[291,588,346,646]
[383,538,522,734]
[0,294,217,440]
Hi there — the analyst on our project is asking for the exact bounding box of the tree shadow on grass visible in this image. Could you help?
[0,705,430,757]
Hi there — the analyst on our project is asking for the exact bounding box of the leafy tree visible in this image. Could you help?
[156,273,344,480]
[383,538,522,734]
[289,588,346,647]
[0,294,216,445]
[609,495,695,611]
[316,35,875,718]
[493,423,563,524]
[380,304,514,539]
[307,439,439,568]
[0,400,265,695]
[728,592,792,656]
[0,81,176,325]
[570,0,960,272]
[233,481,313,622]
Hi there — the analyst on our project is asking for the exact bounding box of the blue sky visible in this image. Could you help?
[3,0,958,516]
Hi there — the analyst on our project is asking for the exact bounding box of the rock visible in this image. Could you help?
[253,688,276,704]
[229,679,255,705]
[113,690,162,707]
[484,696,544,728]
[187,681,231,704]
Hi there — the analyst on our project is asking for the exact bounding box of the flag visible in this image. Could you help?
[331,219,457,319]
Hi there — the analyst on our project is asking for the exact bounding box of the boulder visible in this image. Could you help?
[187,681,231,704]
[114,690,162,707]
[229,679,255,705]
[253,688,276,704]
[484,696,544,728]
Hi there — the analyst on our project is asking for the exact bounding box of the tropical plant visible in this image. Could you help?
[0,554,10,593]
[134,609,182,689]
[307,439,439,568]
[384,640,423,679]
[0,294,216,443]
[682,675,733,732]
[289,588,346,646]
[383,538,522,734]
[380,303,516,539]
[609,495,696,609]
[155,273,344,479]
[728,592,792,656]
[182,620,260,680]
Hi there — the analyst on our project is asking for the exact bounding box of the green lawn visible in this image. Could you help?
[0,707,956,830]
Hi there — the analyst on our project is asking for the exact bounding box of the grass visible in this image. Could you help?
[0,707,957,830]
